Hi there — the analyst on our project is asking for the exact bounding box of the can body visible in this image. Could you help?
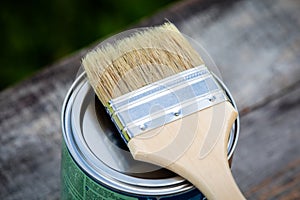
[61,142,205,200]
[61,73,239,200]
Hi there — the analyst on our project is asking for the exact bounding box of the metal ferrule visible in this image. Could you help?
[107,65,228,142]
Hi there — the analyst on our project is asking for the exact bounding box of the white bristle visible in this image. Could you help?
[82,22,204,105]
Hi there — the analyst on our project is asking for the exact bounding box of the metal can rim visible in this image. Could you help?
[61,72,240,196]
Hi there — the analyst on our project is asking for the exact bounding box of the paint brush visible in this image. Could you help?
[82,22,245,200]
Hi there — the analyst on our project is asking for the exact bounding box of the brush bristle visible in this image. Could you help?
[82,22,204,105]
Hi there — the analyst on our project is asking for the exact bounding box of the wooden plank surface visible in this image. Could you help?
[0,54,83,199]
[1,0,300,199]
[235,83,300,199]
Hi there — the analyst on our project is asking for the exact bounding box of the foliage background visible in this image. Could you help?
[0,0,177,90]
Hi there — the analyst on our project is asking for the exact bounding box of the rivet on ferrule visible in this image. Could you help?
[209,96,216,102]
[173,110,181,117]
[139,124,147,131]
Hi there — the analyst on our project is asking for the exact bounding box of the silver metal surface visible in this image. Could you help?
[108,65,228,142]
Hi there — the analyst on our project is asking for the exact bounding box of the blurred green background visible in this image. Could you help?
[0,0,177,91]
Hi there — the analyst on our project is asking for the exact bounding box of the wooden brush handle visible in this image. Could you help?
[128,101,245,200]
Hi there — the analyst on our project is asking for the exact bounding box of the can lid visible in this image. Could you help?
[62,72,239,196]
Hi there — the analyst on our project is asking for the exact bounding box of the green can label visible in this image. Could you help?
[61,143,138,200]
[61,143,204,200]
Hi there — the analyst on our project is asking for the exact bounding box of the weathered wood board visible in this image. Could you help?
[0,54,83,199]
[0,0,300,199]
[234,83,300,199]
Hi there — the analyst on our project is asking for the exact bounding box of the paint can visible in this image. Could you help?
[61,71,240,200]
